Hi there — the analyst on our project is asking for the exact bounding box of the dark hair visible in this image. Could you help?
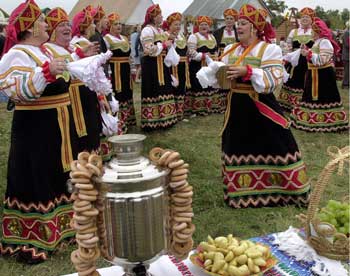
[17,30,31,41]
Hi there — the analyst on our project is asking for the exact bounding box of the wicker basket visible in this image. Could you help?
[216,65,236,90]
[301,146,350,261]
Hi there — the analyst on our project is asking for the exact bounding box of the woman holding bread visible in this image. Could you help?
[220,4,310,208]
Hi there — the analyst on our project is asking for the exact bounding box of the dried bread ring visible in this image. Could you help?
[171,195,191,204]
[86,163,101,177]
[72,170,92,179]
[78,193,97,201]
[74,200,91,208]
[81,208,99,217]
[171,174,187,182]
[71,160,79,172]
[172,222,187,232]
[169,180,187,189]
[149,147,163,162]
[175,231,192,240]
[75,183,94,190]
[71,192,78,200]
[82,236,99,245]
[79,189,99,196]
[77,265,97,276]
[175,185,193,192]
[77,239,98,249]
[171,168,189,177]
[158,151,172,166]
[70,250,81,264]
[73,221,94,231]
[173,216,192,223]
[71,177,91,184]
[73,204,92,213]
[78,226,98,234]
[76,232,94,240]
[173,205,192,212]
[176,212,194,218]
[73,214,90,223]
[164,152,180,166]
[78,152,90,162]
[168,159,185,169]
[175,190,193,198]
[177,163,189,170]
[172,234,190,243]
[181,223,196,235]
[172,239,193,254]
[79,247,95,260]
[174,198,192,206]
[88,154,102,168]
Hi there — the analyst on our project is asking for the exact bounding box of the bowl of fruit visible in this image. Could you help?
[189,234,277,276]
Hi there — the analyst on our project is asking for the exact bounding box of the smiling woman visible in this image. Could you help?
[0,0,79,264]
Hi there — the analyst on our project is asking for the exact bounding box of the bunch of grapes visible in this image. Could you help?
[317,200,350,235]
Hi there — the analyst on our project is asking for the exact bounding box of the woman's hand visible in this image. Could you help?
[226,66,248,79]
[49,57,67,76]
[82,42,100,57]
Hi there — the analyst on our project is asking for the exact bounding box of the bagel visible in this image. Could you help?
[88,154,102,168]
[172,222,187,232]
[169,180,187,189]
[164,152,180,166]
[149,147,163,162]
[168,159,185,169]
[157,151,172,166]
[170,168,189,177]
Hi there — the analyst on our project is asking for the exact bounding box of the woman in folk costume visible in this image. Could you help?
[104,12,136,134]
[187,16,222,114]
[0,0,79,262]
[70,8,114,160]
[164,12,191,121]
[214,8,239,56]
[290,18,349,132]
[220,4,309,208]
[44,8,102,153]
[278,7,315,111]
[140,4,177,130]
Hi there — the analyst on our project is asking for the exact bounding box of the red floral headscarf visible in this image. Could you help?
[313,17,340,55]
[143,4,161,28]
[71,8,93,37]
[45,7,69,38]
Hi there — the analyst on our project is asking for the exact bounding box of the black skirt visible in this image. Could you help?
[1,80,79,261]
[141,53,177,130]
[222,91,310,208]
[290,66,349,132]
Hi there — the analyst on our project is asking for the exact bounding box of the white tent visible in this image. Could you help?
[69,0,154,25]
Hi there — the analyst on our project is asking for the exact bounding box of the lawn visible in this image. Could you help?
[0,83,348,276]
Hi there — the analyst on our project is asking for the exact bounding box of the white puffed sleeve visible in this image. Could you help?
[141,26,163,57]
[251,44,283,94]
[286,29,295,49]
[310,39,333,66]
[221,44,234,64]
[0,49,48,102]
[187,34,203,61]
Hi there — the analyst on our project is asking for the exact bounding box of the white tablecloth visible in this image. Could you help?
[63,251,205,276]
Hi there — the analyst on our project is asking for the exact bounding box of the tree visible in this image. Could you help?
[265,0,288,27]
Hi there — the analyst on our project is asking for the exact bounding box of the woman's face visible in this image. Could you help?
[54,21,72,47]
[32,14,49,43]
[154,13,163,26]
[99,16,109,31]
[225,15,235,28]
[237,19,256,42]
[110,21,122,35]
[300,15,312,28]
[199,22,209,34]
[169,20,181,34]
[85,23,96,38]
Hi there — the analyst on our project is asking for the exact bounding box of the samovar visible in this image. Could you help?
[101,134,170,276]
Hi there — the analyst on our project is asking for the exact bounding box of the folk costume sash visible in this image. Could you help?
[45,44,87,138]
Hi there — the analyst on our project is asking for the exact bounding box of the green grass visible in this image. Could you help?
[0,83,349,275]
